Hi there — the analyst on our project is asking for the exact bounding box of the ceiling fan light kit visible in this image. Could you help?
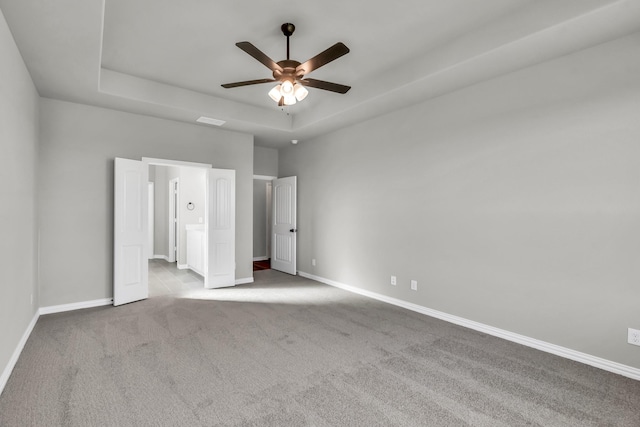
[222,22,350,106]
[268,82,308,106]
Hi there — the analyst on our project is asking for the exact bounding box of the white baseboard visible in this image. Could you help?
[177,263,188,270]
[39,298,113,315]
[298,271,640,381]
[152,255,169,261]
[235,277,254,285]
[0,310,39,396]
[253,256,269,261]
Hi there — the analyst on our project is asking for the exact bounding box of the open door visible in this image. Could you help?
[271,176,297,275]
[114,158,149,306]
[205,168,236,288]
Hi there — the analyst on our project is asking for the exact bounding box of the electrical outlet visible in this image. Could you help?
[390,276,396,286]
[411,280,418,291]
[628,328,640,346]
[312,259,316,266]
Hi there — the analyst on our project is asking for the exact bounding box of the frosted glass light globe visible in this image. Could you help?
[281,80,294,95]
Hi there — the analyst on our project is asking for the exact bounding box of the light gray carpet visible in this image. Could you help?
[1,268,639,426]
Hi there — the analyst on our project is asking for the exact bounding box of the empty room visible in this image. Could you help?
[1,0,639,425]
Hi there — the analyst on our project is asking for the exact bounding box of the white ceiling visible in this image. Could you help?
[1,0,639,148]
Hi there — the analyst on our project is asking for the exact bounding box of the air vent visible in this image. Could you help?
[196,116,225,126]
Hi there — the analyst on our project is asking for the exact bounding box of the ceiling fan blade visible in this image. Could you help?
[299,78,351,94]
[236,41,283,72]
[221,78,276,89]
[296,42,350,75]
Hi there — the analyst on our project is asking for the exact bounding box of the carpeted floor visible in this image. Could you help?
[1,269,639,426]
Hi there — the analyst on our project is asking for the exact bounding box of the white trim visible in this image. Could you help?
[0,311,39,396]
[253,256,269,261]
[142,157,212,169]
[168,177,179,264]
[148,182,155,260]
[235,277,254,285]
[177,263,188,270]
[39,298,113,315]
[152,254,170,261]
[253,175,276,181]
[298,271,640,381]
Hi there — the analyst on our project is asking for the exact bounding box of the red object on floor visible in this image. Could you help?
[253,259,270,271]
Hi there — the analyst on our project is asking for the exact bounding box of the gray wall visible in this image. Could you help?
[279,33,640,369]
[254,146,278,176]
[38,99,254,307]
[150,165,168,256]
[0,8,39,381]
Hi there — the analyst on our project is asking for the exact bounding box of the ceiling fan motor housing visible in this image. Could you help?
[281,23,295,37]
[274,59,304,82]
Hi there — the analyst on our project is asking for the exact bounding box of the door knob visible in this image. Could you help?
[290,229,297,232]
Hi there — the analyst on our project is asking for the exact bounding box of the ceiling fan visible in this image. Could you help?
[221,23,351,106]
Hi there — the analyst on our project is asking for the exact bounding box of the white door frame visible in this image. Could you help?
[148,182,154,259]
[168,177,179,263]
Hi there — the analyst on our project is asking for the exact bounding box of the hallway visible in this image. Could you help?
[148,259,204,297]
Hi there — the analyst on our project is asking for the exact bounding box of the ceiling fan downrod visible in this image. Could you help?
[281,23,295,60]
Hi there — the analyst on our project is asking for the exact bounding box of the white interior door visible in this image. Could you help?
[205,168,235,288]
[271,176,297,275]
[114,158,149,306]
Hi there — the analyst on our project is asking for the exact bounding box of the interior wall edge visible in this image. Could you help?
[0,311,39,397]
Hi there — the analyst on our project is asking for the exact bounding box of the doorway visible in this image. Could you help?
[253,176,275,270]
[149,165,205,297]
[114,157,236,306]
